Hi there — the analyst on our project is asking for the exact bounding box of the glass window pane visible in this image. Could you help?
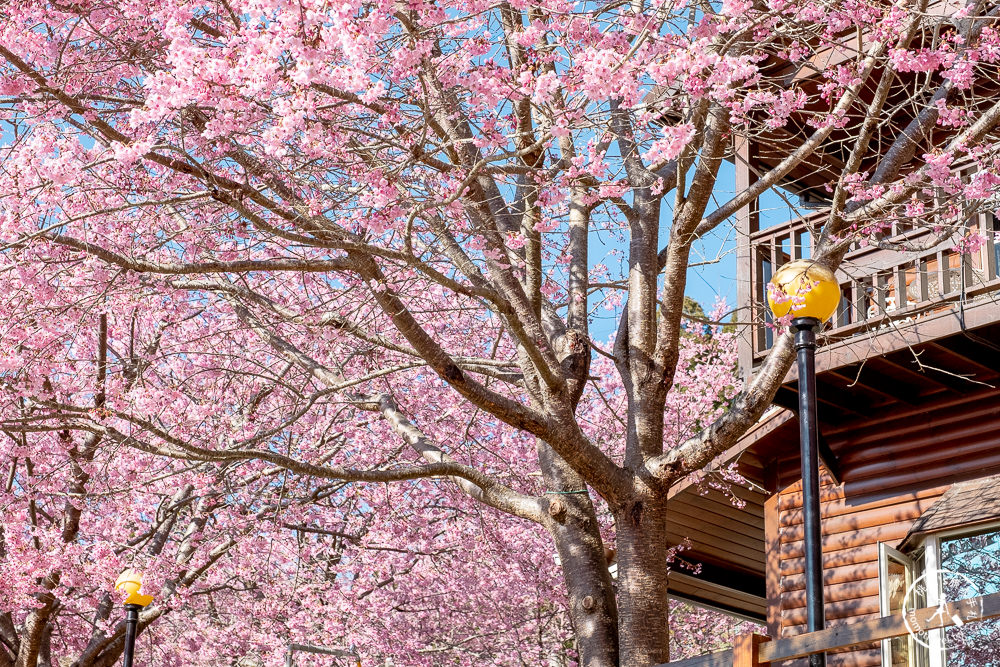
[939,529,1000,666]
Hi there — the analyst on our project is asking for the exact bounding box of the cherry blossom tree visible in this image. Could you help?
[3,0,1000,665]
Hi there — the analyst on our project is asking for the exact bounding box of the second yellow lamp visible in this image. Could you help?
[115,570,154,607]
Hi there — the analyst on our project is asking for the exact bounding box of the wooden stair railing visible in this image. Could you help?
[660,591,1000,667]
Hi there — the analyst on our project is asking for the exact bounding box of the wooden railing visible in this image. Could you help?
[659,591,1000,667]
[746,211,1000,362]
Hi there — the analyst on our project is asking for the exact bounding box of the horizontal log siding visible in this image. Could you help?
[767,390,1000,666]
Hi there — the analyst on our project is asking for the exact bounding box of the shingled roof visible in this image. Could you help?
[898,474,1000,550]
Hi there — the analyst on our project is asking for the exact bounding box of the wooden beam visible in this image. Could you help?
[869,355,959,394]
[771,402,843,483]
[824,368,918,407]
[817,435,842,485]
[760,591,1000,662]
[655,650,734,667]
[659,591,1000,667]
[926,341,1000,382]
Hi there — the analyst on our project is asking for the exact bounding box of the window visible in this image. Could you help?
[880,525,1000,667]
[935,527,1000,667]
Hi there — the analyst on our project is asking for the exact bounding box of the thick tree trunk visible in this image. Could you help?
[538,440,619,667]
[615,497,670,667]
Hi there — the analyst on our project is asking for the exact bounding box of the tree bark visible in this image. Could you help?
[539,440,619,667]
[615,496,671,667]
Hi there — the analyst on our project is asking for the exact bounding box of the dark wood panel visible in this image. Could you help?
[779,544,878,575]
[669,512,765,551]
[780,579,879,609]
[779,486,946,527]
[779,499,936,541]
[671,494,766,534]
[781,596,880,626]
[778,523,909,560]
[846,428,1000,480]
[825,388,1000,442]
[668,532,766,570]
[781,561,879,592]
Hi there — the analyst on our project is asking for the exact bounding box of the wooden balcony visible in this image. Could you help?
[739,210,1000,371]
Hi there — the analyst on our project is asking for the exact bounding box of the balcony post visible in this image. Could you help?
[735,136,759,377]
[733,633,770,667]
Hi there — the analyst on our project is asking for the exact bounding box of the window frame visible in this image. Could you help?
[880,520,1000,667]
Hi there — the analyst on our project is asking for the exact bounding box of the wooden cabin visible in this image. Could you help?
[660,66,1000,665]
[663,193,1000,665]
[653,19,1000,661]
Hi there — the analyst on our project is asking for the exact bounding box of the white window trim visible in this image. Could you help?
[923,534,945,667]
[885,519,1000,667]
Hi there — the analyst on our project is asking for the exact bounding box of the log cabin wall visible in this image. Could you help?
[765,388,1000,667]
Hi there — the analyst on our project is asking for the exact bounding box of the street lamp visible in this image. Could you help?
[115,570,154,667]
[767,260,840,667]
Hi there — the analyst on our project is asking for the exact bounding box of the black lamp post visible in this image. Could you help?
[121,604,142,667]
[768,260,840,667]
[793,316,825,667]
[115,570,154,667]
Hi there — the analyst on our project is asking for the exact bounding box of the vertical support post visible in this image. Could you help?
[735,137,759,375]
[122,604,141,667]
[793,317,825,667]
[733,633,771,667]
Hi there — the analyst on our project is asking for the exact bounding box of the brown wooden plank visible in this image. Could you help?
[777,479,846,511]
[780,579,878,610]
[781,611,882,640]
[781,597,880,627]
[654,649,733,667]
[833,455,1000,500]
[926,341,1000,380]
[672,494,766,533]
[778,499,935,541]
[763,591,1000,662]
[779,486,947,527]
[825,648,881,667]
[779,544,877,575]
[777,522,910,560]
[669,512,765,552]
[823,387,1000,439]
[781,612,881,637]
[781,561,879,592]
[847,434,1000,482]
[841,412,1000,466]
[675,580,767,617]
[667,531,766,570]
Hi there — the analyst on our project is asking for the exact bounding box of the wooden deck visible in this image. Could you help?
[740,209,1000,371]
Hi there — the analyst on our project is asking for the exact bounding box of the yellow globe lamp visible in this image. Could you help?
[115,570,154,607]
[766,260,840,323]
